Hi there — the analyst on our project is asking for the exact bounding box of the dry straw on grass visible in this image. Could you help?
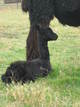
[6,81,53,107]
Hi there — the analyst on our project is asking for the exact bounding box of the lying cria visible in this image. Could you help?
[1,26,58,84]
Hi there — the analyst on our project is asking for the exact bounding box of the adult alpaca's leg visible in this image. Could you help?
[26,19,50,61]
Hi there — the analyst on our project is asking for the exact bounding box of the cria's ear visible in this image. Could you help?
[44,28,58,41]
[37,25,58,41]
[21,0,29,12]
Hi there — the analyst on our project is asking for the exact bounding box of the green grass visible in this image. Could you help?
[0,6,80,107]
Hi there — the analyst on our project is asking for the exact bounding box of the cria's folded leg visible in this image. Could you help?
[1,61,25,84]
[1,61,35,84]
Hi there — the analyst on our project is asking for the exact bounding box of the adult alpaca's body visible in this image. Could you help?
[22,0,80,26]
[55,0,80,26]
[22,0,80,62]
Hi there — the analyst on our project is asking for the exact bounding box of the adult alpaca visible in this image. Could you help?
[22,0,80,63]
[1,27,58,84]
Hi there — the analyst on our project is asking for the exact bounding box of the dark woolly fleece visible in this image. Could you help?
[22,0,80,26]
[2,0,80,84]
[1,27,58,84]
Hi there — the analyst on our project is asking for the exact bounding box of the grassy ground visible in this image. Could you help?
[0,6,80,107]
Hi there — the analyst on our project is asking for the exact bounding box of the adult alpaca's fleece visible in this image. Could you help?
[22,0,80,26]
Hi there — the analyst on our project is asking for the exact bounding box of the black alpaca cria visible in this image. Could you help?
[1,27,58,84]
